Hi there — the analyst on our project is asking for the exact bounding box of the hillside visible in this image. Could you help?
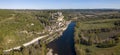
[74,11,120,55]
[0,10,48,49]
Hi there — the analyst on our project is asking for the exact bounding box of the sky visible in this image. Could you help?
[0,0,120,9]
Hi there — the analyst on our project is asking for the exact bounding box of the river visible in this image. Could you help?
[47,22,76,55]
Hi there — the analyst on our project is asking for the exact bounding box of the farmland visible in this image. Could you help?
[74,11,120,55]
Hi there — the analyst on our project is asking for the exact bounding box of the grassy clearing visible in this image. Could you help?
[0,9,14,21]
[83,19,120,24]
[79,19,120,30]
[79,42,120,55]
[0,11,44,49]
[79,22,114,30]
[74,18,120,55]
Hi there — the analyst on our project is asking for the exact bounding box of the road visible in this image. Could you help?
[3,35,49,52]
[0,14,15,24]
[3,25,69,52]
[3,21,70,52]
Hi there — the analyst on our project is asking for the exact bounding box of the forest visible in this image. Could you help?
[0,9,120,55]
[74,10,120,55]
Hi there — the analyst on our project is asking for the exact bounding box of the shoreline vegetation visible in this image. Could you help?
[0,9,71,55]
[0,9,120,55]
[4,21,70,52]
[74,10,120,55]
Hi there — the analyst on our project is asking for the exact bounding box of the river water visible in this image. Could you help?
[47,22,76,55]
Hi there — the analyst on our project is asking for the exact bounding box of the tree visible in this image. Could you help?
[97,39,116,48]
[0,47,3,55]
[10,50,14,55]
[41,43,47,55]
[87,36,93,45]
[22,48,29,55]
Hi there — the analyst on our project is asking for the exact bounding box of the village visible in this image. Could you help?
[3,12,71,53]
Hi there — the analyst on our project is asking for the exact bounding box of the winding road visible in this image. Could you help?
[4,35,49,52]
[3,22,70,52]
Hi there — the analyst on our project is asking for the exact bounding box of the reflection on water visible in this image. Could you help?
[47,22,76,55]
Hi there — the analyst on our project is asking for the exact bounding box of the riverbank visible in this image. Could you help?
[3,21,71,53]
[47,22,76,55]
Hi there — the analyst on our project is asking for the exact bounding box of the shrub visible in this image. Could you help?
[96,39,117,48]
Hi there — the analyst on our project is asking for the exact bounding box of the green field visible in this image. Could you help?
[0,10,45,49]
[74,18,120,55]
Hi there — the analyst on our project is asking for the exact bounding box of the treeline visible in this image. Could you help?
[0,41,47,55]
[74,15,120,55]
[74,22,120,55]
[74,22,86,55]
[0,9,68,55]
[0,9,14,21]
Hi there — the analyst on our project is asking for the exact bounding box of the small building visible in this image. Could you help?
[51,12,64,22]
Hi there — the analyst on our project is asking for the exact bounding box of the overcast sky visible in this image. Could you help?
[0,0,120,9]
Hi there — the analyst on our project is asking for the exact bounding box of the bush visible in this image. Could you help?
[96,39,117,48]
[85,48,92,53]
[0,47,3,55]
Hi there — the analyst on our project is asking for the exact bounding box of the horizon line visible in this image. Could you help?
[0,8,120,10]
